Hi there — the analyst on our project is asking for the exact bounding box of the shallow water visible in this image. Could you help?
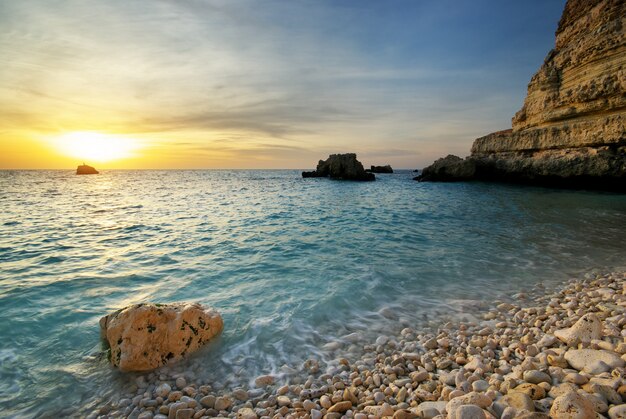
[1,170,625,417]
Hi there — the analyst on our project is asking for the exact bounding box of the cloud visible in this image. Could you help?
[0,0,565,168]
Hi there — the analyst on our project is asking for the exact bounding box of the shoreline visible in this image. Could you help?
[86,270,626,419]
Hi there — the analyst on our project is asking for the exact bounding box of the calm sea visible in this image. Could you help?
[1,170,625,417]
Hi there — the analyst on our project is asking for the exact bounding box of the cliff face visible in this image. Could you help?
[418,0,626,189]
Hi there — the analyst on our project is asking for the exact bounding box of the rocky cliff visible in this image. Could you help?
[418,0,625,190]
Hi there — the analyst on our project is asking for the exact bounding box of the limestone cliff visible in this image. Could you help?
[418,0,625,190]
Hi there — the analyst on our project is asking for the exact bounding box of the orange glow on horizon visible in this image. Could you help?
[50,132,142,163]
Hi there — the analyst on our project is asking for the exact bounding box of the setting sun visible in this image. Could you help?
[52,132,141,163]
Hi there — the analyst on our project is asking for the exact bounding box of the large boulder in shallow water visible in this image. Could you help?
[99,303,223,372]
[302,153,375,181]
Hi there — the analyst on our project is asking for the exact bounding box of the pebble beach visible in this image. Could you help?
[87,270,626,419]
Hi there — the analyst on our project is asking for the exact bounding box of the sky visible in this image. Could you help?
[0,0,567,169]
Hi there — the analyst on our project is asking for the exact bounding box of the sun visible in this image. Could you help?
[53,131,141,163]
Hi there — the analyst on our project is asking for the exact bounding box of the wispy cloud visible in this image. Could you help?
[0,0,566,168]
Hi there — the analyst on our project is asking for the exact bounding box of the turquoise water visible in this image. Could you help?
[1,170,626,417]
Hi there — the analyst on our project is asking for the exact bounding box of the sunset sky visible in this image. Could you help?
[0,0,566,169]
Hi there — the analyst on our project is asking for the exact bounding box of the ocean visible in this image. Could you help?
[1,169,625,417]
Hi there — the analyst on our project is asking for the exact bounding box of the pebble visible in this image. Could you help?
[554,313,602,345]
[175,377,187,389]
[200,395,215,408]
[214,396,232,411]
[500,392,535,412]
[232,389,248,401]
[609,404,626,419]
[174,408,193,419]
[550,391,595,419]
[328,401,352,413]
[155,383,171,398]
[254,375,275,387]
[523,370,551,385]
[471,380,489,392]
[302,400,317,411]
[237,407,258,419]
[374,391,385,403]
[454,404,486,419]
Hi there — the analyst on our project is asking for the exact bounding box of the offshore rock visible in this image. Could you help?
[368,165,394,173]
[414,155,476,181]
[418,0,626,190]
[302,153,375,181]
[99,303,223,372]
[76,164,99,175]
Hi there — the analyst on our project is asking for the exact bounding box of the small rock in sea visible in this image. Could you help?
[276,396,291,407]
[310,409,322,419]
[76,164,99,175]
[554,313,602,346]
[368,165,394,174]
[302,153,375,181]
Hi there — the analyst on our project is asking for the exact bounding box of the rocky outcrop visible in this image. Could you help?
[302,153,375,181]
[414,155,476,182]
[417,0,626,190]
[99,303,223,372]
[76,164,99,175]
[368,165,394,174]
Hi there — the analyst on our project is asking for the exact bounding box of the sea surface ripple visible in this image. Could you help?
[1,169,625,417]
